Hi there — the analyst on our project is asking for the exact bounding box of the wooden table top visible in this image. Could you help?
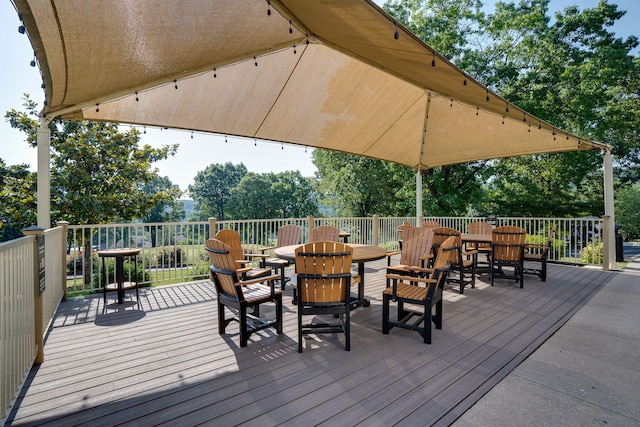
[461,233,492,243]
[274,243,386,263]
[97,248,141,257]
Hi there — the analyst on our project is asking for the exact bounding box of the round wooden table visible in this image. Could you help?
[274,243,387,307]
[97,248,141,304]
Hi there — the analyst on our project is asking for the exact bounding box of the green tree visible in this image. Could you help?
[270,171,319,218]
[467,0,639,217]
[615,184,640,240]
[313,149,411,216]
[139,175,184,247]
[0,159,37,242]
[188,162,247,220]
[384,0,640,217]
[227,171,319,220]
[6,96,179,283]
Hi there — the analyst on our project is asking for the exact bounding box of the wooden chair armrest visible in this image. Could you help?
[419,254,433,260]
[386,250,401,258]
[236,267,252,275]
[462,249,478,256]
[406,266,435,274]
[525,243,546,249]
[244,252,269,260]
[385,273,437,285]
[259,245,277,254]
[238,274,280,286]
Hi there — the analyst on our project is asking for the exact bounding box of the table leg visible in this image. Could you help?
[115,256,125,304]
[358,262,370,307]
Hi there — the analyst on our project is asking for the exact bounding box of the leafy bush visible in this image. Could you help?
[581,242,603,264]
[156,246,184,266]
[94,258,150,287]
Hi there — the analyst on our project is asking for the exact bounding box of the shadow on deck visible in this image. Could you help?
[7,260,615,426]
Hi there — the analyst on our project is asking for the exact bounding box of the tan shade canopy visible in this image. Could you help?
[14,0,607,169]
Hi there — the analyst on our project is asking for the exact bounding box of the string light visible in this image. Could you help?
[174,80,178,89]
[225,135,228,143]
[502,115,505,125]
[486,90,490,102]
[394,22,399,40]
[289,20,293,34]
[505,102,509,113]
[476,107,479,116]
[95,103,99,112]
[293,45,297,54]
[431,52,436,67]
[213,68,217,78]
[190,131,194,139]
[523,112,527,122]
[267,0,271,15]
[135,91,139,101]
[254,56,258,66]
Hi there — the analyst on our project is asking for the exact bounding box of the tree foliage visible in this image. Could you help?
[313,149,413,217]
[190,164,318,220]
[5,96,181,226]
[188,162,247,220]
[0,159,37,241]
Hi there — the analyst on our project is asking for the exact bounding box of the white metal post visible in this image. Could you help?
[37,117,51,228]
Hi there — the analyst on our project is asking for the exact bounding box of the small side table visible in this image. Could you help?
[98,248,141,304]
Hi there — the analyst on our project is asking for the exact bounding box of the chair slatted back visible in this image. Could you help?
[432,235,457,273]
[277,225,302,247]
[400,226,433,267]
[420,220,441,231]
[432,227,462,253]
[205,238,239,297]
[468,221,493,249]
[311,225,341,242]
[215,229,245,263]
[397,221,414,241]
[492,226,527,261]
[295,242,352,304]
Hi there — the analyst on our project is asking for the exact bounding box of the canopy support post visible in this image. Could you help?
[416,169,422,225]
[602,148,617,271]
[37,117,51,228]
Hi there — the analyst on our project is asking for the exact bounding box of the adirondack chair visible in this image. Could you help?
[205,238,282,347]
[490,226,527,287]
[431,227,477,294]
[396,221,413,250]
[311,225,341,242]
[215,229,271,281]
[383,236,456,344]
[466,220,493,268]
[386,226,434,287]
[524,225,557,281]
[295,241,355,352]
[260,225,303,289]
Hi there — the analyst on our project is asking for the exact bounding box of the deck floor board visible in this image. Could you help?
[7,260,614,426]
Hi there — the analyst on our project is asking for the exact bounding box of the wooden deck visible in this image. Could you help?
[7,259,615,426]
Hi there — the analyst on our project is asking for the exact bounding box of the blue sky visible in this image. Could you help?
[1,0,638,192]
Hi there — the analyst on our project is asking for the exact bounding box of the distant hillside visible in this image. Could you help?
[180,199,195,221]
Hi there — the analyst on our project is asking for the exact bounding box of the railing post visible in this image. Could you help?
[22,226,46,364]
[373,215,379,246]
[208,218,217,239]
[307,216,315,242]
[57,221,69,301]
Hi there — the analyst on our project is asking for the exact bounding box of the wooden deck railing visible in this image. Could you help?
[0,224,66,424]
